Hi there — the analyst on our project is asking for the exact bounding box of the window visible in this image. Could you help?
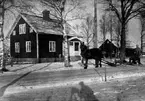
[13,30,16,35]
[15,42,20,53]
[29,27,33,33]
[26,41,31,52]
[49,41,56,52]
[19,23,26,34]
[74,42,79,51]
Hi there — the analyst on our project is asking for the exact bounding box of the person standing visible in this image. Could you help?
[134,45,142,64]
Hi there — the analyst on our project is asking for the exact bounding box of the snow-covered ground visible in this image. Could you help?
[3,60,107,75]
[2,57,145,75]
[0,58,145,94]
[0,58,145,101]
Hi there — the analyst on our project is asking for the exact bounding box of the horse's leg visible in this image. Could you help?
[81,57,84,64]
[84,59,88,69]
[95,59,98,68]
[99,59,102,67]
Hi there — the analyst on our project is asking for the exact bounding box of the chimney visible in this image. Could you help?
[42,10,51,21]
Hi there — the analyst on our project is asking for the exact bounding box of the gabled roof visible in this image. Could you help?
[99,39,118,49]
[6,13,83,39]
[21,13,62,35]
[6,13,62,38]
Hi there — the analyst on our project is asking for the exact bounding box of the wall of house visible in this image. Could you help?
[10,17,37,59]
[38,34,63,59]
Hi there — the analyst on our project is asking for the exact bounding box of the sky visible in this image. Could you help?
[1,0,142,48]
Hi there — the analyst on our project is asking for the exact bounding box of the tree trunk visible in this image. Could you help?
[120,23,126,63]
[63,23,70,67]
[64,37,70,67]
[93,0,98,48]
[141,30,143,53]
[1,2,8,71]
[1,40,6,70]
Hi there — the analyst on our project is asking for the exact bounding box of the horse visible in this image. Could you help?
[129,48,142,65]
[80,42,103,69]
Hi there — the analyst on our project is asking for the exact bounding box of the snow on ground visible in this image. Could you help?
[1,58,145,95]
[0,58,145,101]
[3,60,108,75]
[2,57,145,75]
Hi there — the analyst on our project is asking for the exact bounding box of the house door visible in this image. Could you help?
[74,42,80,55]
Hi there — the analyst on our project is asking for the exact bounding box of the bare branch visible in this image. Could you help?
[125,0,138,20]
[63,0,80,20]
[107,1,122,22]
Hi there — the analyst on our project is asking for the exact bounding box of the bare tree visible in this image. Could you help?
[112,16,121,58]
[80,15,94,47]
[99,13,109,42]
[139,10,145,53]
[5,0,84,67]
[0,0,40,71]
[0,0,15,71]
[105,0,145,63]
[37,0,85,67]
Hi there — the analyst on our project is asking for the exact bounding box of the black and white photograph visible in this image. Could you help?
[0,0,145,101]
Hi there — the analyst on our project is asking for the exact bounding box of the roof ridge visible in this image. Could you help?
[20,13,43,18]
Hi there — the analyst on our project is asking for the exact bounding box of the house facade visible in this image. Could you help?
[8,10,82,63]
[9,11,64,63]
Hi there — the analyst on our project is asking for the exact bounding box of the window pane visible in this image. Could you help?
[19,25,22,34]
[53,41,56,52]
[13,31,16,35]
[29,41,31,52]
[49,41,56,52]
[74,42,79,51]
[15,42,20,53]
[19,24,26,34]
[26,41,31,52]
[49,41,52,52]
[23,24,26,34]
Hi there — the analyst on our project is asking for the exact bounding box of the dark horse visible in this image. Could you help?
[80,42,103,69]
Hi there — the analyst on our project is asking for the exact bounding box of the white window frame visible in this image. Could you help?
[29,27,33,33]
[13,30,16,35]
[15,42,20,53]
[19,23,26,34]
[26,41,31,52]
[49,41,56,52]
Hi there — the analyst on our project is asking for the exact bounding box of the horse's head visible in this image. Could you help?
[80,42,88,53]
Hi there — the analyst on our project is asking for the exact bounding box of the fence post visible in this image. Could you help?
[104,66,107,81]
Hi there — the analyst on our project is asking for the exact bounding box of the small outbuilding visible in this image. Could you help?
[99,39,118,58]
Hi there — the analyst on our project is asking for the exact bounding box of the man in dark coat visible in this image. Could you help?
[134,45,142,64]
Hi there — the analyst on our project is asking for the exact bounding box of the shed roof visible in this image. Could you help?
[99,39,118,50]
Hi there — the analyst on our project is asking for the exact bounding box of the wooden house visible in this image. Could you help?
[99,39,118,58]
[8,11,66,63]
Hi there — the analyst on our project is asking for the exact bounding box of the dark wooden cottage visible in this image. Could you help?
[99,39,118,58]
[8,11,65,63]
